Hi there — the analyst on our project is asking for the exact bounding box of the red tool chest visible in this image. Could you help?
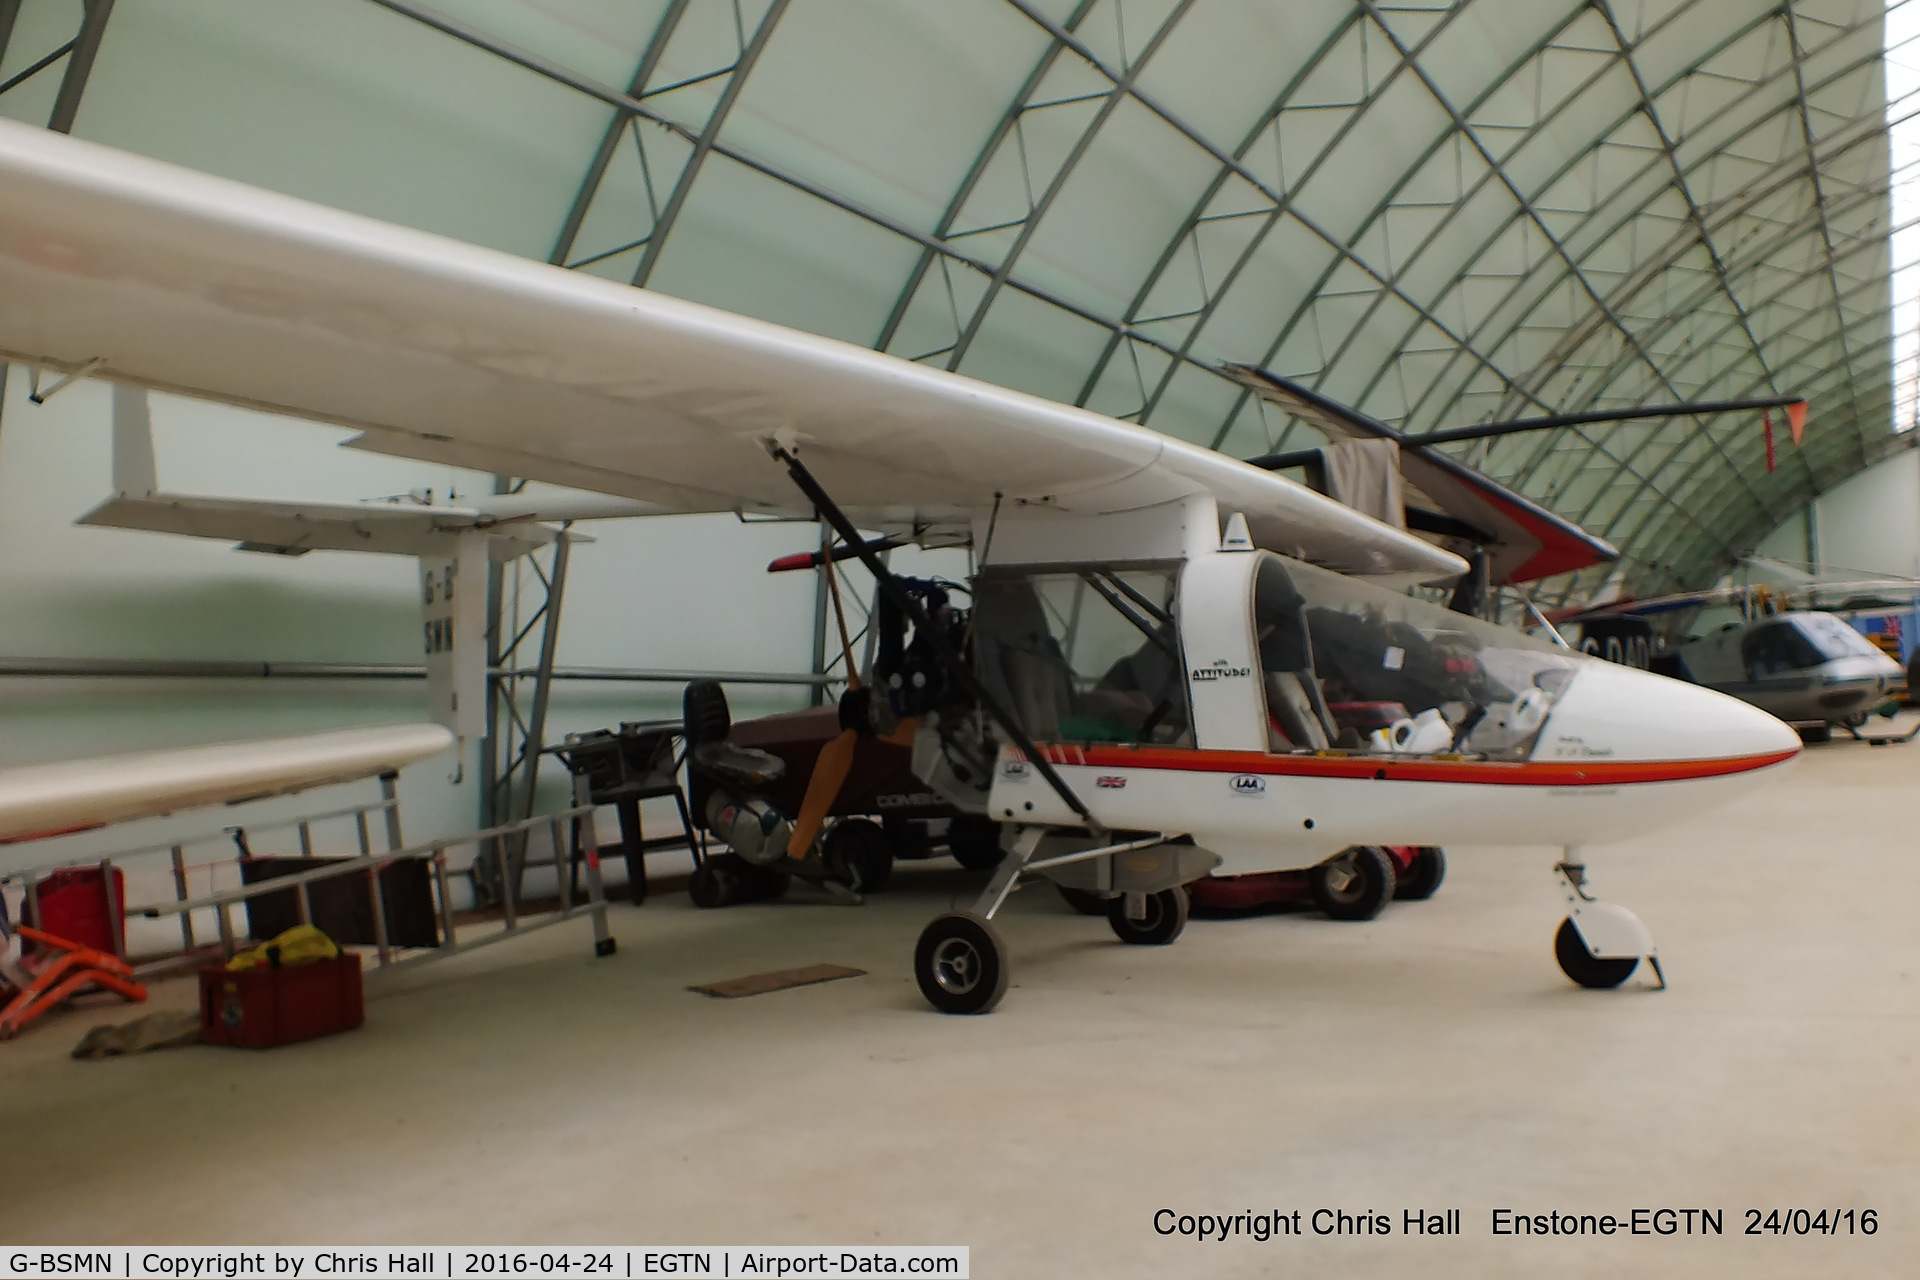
[23,866,126,958]
[199,953,364,1049]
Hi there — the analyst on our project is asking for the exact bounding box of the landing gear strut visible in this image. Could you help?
[1552,857,1663,990]
[910,827,1207,1013]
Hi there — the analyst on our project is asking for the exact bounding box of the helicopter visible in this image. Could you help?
[1562,582,1908,743]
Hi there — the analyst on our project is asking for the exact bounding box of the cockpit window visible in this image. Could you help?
[972,566,1188,745]
[1741,621,1822,677]
[1791,614,1884,662]
[1261,553,1578,760]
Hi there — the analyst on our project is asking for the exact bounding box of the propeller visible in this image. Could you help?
[767,442,1101,840]
[782,527,925,859]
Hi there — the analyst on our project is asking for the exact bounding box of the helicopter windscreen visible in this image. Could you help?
[1789,613,1887,663]
[1260,554,1579,759]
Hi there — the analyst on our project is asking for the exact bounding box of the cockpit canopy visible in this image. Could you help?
[1257,554,1577,759]
[970,551,1579,761]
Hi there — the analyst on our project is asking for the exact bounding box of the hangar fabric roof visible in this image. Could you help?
[0,0,1911,602]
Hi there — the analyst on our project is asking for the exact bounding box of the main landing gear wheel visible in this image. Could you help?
[914,912,1010,1014]
[823,819,893,893]
[1394,846,1446,901]
[1310,846,1396,920]
[947,815,1006,871]
[1106,886,1189,945]
[1056,883,1108,916]
[1554,917,1640,989]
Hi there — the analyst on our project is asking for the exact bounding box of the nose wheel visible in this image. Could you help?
[1554,917,1640,988]
[1553,859,1664,990]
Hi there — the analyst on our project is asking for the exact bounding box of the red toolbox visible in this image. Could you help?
[22,866,126,959]
[199,953,364,1049]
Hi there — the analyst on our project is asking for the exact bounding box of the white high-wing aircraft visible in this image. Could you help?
[0,119,1800,1012]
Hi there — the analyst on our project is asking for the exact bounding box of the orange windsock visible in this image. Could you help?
[1785,399,1808,445]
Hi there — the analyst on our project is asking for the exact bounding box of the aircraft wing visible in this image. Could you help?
[0,119,1463,587]
[0,723,454,843]
[78,492,562,560]
[1224,366,1616,585]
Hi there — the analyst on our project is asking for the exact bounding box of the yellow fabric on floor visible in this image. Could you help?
[225,923,340,971]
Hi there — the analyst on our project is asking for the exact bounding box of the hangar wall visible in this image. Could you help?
[1752,447,1920,579]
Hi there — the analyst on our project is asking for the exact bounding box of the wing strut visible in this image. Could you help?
[766,444,1103,837]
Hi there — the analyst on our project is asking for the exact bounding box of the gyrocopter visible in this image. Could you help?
[0,119,1800,1013]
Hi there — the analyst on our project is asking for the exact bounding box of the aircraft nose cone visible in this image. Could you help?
[1541,659,1802,763]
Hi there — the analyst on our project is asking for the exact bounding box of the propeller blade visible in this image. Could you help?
[786,727,859,858]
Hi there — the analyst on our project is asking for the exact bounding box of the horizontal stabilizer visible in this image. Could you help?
[79,492,568,560]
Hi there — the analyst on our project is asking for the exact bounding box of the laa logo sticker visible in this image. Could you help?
[1229,774,1266,795]
[1190,659,1252,682]
[1001,760,1031,781]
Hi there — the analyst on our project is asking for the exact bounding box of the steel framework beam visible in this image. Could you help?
[1004,0,1558,418]
[46,0,112,134]
[872,0,1098,357]
[940,0,1194,373]
[1123,6,1464,430]
[1451,9,1899,433]
[365,0,1229,389]
[632,0,790,288]
[548,0,690,269]
[364,0,1905,602]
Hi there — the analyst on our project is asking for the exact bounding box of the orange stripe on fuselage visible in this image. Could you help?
[1029,744,1800,786]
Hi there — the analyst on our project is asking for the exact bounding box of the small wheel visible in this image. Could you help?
[1393,846,1446,901]
[1056,883,1108,916]
[1554,917,1639,989]
[1310,846,1396,920]
[914,912,1010,1014]
[1797,722,1832,744]
[689,854,786,907]
[947,815,1006,870]
[687,861,732,909]
[1106,886,1189,945]
[823,818,893,893]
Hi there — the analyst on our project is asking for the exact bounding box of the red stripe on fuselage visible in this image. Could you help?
[1029,744,1799,786]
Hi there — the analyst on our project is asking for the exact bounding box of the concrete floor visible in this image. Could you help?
[4,732,1916,1278]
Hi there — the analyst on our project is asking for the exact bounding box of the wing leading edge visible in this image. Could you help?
[0,724,454,843]
[0,119,1463,586]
